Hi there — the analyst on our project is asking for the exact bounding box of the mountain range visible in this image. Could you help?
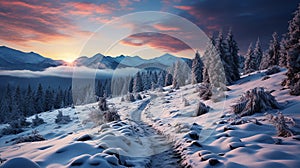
[0,46,191,71]
[0,46,64,71]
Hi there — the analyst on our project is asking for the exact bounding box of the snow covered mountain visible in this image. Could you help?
[74,53,120,69]
[0,46,191,71]
[0,46,63,71]
[74,53,191,69]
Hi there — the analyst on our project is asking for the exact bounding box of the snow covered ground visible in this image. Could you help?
[0,69,300,168]
[141,69,300,168]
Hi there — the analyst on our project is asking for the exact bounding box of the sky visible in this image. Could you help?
[0,0,299,62]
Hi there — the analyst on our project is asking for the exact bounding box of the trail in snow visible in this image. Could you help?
[130,95,181,168]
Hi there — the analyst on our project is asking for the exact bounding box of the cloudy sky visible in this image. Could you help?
[0,0,299,61]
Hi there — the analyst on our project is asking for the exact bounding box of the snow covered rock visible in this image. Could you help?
[55,111,71,124]
[32,115,44,127]
[76,134,92,141]
[0,157,40,168]
[265,66,281,75]
[193,101,210,116]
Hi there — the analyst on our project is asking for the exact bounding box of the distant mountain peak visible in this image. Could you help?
[74,53,190,69]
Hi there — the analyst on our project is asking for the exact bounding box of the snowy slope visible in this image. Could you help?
[0,69,300,168]
[141,69,300,168]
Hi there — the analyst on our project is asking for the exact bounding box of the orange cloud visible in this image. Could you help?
[153,24,180,31]
[118,0,140,10]
[174,5,193,11]
[0,1,73,44]
[0,0,97,46]
[67,2,116,16]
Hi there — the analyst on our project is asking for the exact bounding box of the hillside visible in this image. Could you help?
[0,69,300,168]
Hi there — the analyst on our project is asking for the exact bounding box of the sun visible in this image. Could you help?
[63,58,74,66]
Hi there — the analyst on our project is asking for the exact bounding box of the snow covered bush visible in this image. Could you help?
[103,108,120,122]
[156,86,164,92]
[182,97,189,107]
[1,117,30,135]
[98,97,108,111]
[289,80,300,95]
[55,110,71,124]
[32,114,44,127]
[231,87,280,117]
[265,66,281,75]
[88,109,105,126]
[193,101,210,116]
[89,98,120,125]
[196,84,212,100]
[135,93,142,100]
[126,93,135,102]
[266,112,294,137]
[261,76,271,81]
[14,130,45,144]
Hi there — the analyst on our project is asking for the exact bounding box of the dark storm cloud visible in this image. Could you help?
[175,0,300,54]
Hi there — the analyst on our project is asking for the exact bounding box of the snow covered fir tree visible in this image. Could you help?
[191,51,204,84]
[260,32,280,70]
[282,4,300,95]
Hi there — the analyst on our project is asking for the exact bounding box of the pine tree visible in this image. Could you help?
[0,84,12,123]
[172,60,186,88]
[24,85,35,116]
[142,71,151,90]
[202,66,210,84]
[67,86,73,106]
[0,98,9,123]
[95,80,103,97]
[157,71,166,87]
[226,29,240,82]
[133,72,143,93]
[279,35,288,67]
[44,87,54,111]
[202,36,227,100]
[260,32,280,69]
[150,71,158,87]
[128,77,134,93]
[285,4,300,95]
[54,88,63,109]
[244,43,256,74]
[191,51,204,84]
[253,38,263,70]
[10,85,23,120]
[202,38,214,84]
[270,32,280,66]
[165,72,173,86]
[215,31,233,85]
[35,83,44,113]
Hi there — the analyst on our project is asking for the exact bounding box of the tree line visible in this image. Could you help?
[244,4,300,95]
[0,84,73,124]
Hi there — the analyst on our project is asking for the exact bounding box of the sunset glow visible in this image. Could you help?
[0,0,299,60]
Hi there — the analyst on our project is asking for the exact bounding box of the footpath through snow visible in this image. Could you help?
[0,94,183,168]
[129,95,182,168]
